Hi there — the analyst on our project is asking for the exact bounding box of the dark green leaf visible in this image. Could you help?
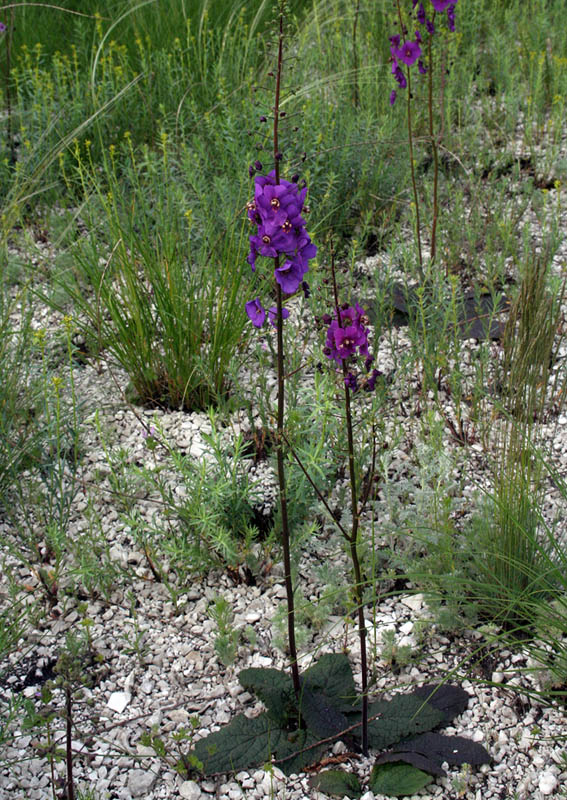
[411,684,470,724]
[301,653,358,710]
[390,732,491,768]
[369,761,433,797]
[191,712,327,777]
[365,694,445,750]
[309,770,362,798]
[300,688,350,740]
[238,667,295,724]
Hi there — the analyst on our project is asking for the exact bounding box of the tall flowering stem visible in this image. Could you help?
[405,67,424,281]
[389,1,459,279]
[327,245,370,756]
[245,1,316,699]
[273,2,301,698]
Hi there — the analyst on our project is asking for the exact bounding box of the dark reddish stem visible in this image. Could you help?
[273,1,300,697]
[427,19,440,269]
[330,244,369,755]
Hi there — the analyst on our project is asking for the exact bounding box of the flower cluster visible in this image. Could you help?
[324,303,370,364]
[0,22,6,34]
[389,0,458,106]
[323,304,382,393]
[245,171,316,328]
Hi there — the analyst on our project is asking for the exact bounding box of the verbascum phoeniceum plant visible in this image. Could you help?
[187,2,489,793]
[389,0,459,279]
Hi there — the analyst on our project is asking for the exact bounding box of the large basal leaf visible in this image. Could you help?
[192,711,327,777]
[365,694,445,750]
[300,688,351,741]
[309,769,362,798]
[238,667,295,724]
[301,653,358,711]
[411,684,470,724]
[388,732,491,769]
[369,761,433,797]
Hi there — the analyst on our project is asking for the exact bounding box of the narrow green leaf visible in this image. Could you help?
[310,770,362,798]
[369,761,433,797]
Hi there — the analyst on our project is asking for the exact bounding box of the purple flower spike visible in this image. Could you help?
[0,22,6,34]
[447,4,456,31]
[417,3,426,24]
[418,59,427,75]
[390,90,397,106]
[393,65,407,89]
[268,306,290,327]
[426,18,435,34]
[245,298,266,328]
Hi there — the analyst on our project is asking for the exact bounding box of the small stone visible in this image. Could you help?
[179,780,202,799]
[539,771,558,795]
[128,768,157,796]
[400,593,424,612]
[360,792,376,800]
[107,691,131,713]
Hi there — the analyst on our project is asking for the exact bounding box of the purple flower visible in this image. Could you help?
[390,89,397,106]
[245,298,266,328]
[394,39,422,67]
[344,372,358,391]
[426,18,435,34]
[247,237,258,271]
[418,59,427,75]
[274,243,313,293]
[417,3,426,24]
[0,23,6,34]
[364,369,382,392]
[430,0,455,10]
[267,306,290,327]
